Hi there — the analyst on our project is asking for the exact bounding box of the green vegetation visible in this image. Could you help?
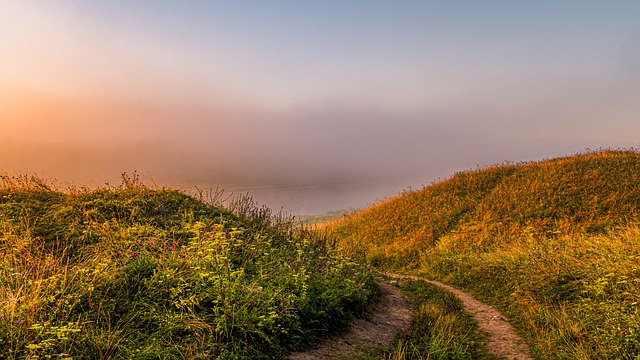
[295,210,352,226]
[0,174,376,359]
[357,278,490,360]
[328,149,640,359]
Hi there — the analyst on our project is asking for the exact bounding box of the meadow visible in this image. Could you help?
[0,174,376,359]
[4,149,640,359]
[327,149,640,359]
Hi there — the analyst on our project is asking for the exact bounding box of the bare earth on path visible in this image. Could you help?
[288,274,532,360]
[386,273,533,360]
[287,283,412,360]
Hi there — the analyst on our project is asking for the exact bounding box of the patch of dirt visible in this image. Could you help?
[287,283,412,360]
[386,273,533,360]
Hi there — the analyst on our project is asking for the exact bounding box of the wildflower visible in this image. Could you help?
[15,319,21,324]
[51,306,57,310]
[129,253,139,260]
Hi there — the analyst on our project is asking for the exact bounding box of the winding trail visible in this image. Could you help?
[288,274,533,360]
[386,273,533,360]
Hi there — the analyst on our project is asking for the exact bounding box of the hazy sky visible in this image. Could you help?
[2,1,640,213]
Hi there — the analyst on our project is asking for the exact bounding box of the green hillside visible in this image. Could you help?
[328,149,640,359]
[0,175,376,359]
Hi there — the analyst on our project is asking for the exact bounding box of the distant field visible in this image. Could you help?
[327,149,640,359]
[295,209,352,226]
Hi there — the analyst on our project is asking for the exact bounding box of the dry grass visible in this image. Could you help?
[328,149,640,359]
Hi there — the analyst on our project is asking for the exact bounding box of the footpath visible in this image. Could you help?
[289,273,533,360]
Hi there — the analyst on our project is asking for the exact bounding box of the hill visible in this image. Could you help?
[0,175,376,359]
[327,149,640,359]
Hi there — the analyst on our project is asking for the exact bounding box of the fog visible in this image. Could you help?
[3,76,638,214]
[2,2,639,214]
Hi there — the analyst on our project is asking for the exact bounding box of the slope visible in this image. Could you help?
[0,175,377,359]
[327,149,640,359]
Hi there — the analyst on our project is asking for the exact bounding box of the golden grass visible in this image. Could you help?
[328,149,640,359]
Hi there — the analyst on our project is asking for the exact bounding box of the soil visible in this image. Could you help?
[287,283,412,360]
[288,274,533,360]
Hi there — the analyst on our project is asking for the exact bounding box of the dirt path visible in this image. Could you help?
[386,273,533,360]
[287,283,412,360]
[288,274,532,360]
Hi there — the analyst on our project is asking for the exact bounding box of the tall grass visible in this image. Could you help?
[0,174,377,359]
[327,149,640,359]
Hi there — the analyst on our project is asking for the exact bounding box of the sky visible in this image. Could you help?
[2,1,640,214]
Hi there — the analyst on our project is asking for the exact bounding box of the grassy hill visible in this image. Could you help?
[327,149,640,359]
[0,175,376,359]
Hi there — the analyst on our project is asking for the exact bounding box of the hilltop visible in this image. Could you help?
[327,149,640,359]
[329,149,640,264]
[0,175,376,359]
